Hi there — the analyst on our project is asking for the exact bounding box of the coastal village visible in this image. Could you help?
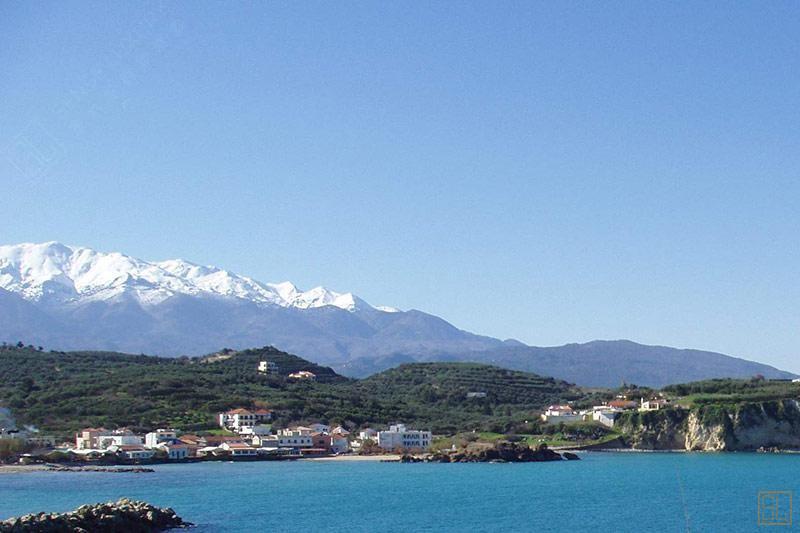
[0,395,672,465]
[5,350,799,465]
[0,358,435,465]
[0,356,685,465]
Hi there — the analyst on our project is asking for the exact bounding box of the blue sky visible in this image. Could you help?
[2,3,800,371]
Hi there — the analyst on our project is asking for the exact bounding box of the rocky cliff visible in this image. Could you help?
[616,400,800,451]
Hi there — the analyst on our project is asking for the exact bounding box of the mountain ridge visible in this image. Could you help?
[0,242,795,387]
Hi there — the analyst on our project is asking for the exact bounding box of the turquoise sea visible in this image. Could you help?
[2,453,798,532]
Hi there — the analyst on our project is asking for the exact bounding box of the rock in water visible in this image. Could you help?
[0,498,191,532]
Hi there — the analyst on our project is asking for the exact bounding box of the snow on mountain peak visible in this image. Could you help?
[0,242,398,313]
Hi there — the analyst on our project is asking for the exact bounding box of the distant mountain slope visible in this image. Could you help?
[0,345,576,435]
[0,242,502,362]
[1,242,795,388]
[339,340,796,388]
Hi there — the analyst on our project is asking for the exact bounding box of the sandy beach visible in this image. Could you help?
[0,464,50,474]
[305,454,402,462]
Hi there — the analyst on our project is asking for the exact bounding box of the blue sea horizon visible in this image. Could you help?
[2,452,797,532]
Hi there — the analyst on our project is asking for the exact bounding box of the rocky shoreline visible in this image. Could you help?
[0,498,191,532]
[401,443,581,463]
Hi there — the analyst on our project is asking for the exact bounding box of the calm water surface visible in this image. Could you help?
[1,453,798,532]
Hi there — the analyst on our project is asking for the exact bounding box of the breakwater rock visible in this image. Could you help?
[402,443,579,463]
[45,465,155,473]
[0,498,191,532]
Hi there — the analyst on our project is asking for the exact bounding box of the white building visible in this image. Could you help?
[75,428,110,449]
[218,408,272,432]
[358,428,378,441]
[288,371,316,380]
[219,441,257,456]
[309,423,330,434]
[109,445,154,460]
[540,405,581,424]
[280,426,313,436]
[330,433,350,454]
[145,429,177,448]
[238,424,273,438]
[157,442,189,460]
[97,430,143,449]
[377,424,432,451]
[640,398,670,411]
[277,432,313,448]
[592,408,621,428]
[258,361,279,375]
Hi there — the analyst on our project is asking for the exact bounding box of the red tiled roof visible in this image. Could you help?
[609,400,636,408]
[225,443,253,449]
[227,408,253,415]
[204,436,242,444]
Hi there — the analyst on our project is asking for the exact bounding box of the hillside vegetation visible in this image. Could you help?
[0,345,579,437]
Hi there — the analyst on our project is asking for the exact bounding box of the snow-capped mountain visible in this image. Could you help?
[0,242,506,369]
[0,242,380,312]
[0,242,795,387]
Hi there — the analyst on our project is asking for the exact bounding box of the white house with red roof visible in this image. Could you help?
[219,441,257,456]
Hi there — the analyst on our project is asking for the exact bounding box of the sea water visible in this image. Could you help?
[1,453,798,532]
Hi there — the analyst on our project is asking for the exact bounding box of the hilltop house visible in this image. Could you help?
[258,361,279,375]
[288,371,316,380]
[377,424,432,452]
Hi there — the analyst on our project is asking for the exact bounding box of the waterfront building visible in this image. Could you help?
[145,429,178,448]
[108,445,155,460]
[376,424,432,451]
[156,442,189,460]
[219,441,258,456]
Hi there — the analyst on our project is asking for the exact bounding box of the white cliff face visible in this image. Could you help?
[0,242,393,313]
[684,413,730,451]
[620,400,800,451]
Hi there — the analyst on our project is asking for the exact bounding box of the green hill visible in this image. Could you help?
[0,345,580,436]
[351,362,581,433]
